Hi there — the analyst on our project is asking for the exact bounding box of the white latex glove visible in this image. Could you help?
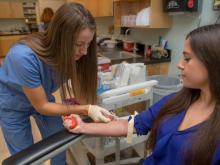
[88,105,116,123]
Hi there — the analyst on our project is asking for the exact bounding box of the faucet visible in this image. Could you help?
[125,28,131,36]
[124,28,138,54]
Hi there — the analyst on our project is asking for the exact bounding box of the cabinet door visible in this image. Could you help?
[159,63,169,75]
[10,2,24,18]
[147,64,161,76]
[0,2,12,18]
[67,0,113,17]
[0,2,24,18]
[146,63,169,76]
[97,0,113,17]
[85,0,98,17]
[68,0,98,16]
[0,35,26,57]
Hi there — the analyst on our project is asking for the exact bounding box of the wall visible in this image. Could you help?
[96,0,220,75]
[95,17,114,35]
[164,0,219,75]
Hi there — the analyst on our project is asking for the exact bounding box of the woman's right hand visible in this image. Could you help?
[88,105,117,123]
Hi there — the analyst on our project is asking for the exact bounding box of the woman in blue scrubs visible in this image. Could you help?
[64,24,220,165]
[0,3,114,165]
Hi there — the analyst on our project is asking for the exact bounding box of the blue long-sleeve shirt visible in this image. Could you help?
[134,94,220,165]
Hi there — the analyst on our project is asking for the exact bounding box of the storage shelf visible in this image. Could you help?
[115,25,150,28]
[24,17,36,19]
[23,6,35,8]
[24,13,36,15]
[0,17,25,19]
[114,0,137,2]
[22,1,38,31]
[26,21,37,24]
[113,0,172,29]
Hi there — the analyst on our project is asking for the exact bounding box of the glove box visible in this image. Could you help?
[163,0,202,13]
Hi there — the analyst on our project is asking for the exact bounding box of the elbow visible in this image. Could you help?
[34,103,49,115]
[34,106,45,115]
[120,120,129,136]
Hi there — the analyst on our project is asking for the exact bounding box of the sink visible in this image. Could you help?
[100,51,142,60]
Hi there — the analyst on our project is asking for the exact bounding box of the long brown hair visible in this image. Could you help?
[19,3,97,104]
[146,24,220,165]
[40,7,54,23]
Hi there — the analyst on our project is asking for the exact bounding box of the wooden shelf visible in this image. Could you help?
[22,1,38,31]
[114,25,150,28]
[113,0,172,28]
[23,6,35,8]
[114,0,138,2]
[0,17,25,19]
[24,13,36,15]
[26,21,37,24]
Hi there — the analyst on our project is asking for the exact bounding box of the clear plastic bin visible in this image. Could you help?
[148,75,182,104]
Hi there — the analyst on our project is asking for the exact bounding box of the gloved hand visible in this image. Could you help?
[88,105,116,123]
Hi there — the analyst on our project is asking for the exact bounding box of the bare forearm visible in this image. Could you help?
[22,86,89,116]
[38,102,89,116]
[80,119,128,136]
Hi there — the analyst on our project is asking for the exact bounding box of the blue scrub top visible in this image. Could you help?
[0,43,59,111]
[134,94,220,165]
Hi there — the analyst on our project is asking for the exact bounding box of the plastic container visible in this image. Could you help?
[148,75,182,104]
[104,40,118,48]
[97,67,112,95]
[123,40,135,52]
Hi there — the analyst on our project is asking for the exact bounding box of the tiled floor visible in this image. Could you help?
[0,128,10,163]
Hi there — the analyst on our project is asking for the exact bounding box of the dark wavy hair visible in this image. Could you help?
[19,3,97,104]
[146,24,220,165]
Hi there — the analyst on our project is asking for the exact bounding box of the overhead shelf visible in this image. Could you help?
[113,0,172,28]
[114,25,150,28]
[23,2,38,32]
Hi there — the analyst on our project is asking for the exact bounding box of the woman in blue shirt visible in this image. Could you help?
[0,3,114,165]
[64,24,220,165]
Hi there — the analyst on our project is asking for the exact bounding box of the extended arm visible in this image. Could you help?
[82,120,128,136]
[64,115,128,137]
[23,86,116,122]
[23,86,89,116]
